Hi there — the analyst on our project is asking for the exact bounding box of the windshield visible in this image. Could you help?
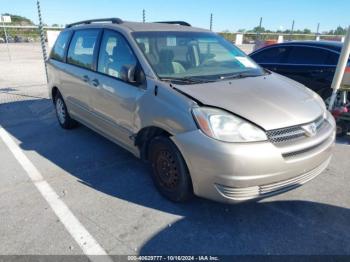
[132,31,265,83]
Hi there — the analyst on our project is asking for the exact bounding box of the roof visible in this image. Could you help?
[275,40,343,52]
[121,21,210,32]
[65,18,210,33]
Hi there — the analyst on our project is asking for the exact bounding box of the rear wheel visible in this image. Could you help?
[149,136,193,202]
[54,93,78,129]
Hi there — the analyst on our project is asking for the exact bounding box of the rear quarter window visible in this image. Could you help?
[50,31,71,62]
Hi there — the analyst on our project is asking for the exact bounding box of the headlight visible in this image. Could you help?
[192,107,267,142]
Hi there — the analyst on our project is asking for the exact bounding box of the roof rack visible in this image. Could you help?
[66,18,123,28]
[154,21,191,27]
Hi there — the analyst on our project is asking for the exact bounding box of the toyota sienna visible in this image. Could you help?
[47,18,336,203]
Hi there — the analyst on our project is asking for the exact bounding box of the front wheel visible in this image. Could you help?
[149,136,193,202]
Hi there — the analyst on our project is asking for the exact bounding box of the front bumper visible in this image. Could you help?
[172,113,336,203]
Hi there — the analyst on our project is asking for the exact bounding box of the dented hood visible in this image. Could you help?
[174,73,325,130]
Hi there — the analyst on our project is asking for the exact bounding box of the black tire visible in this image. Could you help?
[148,136,193,202]
[54,92,78,129]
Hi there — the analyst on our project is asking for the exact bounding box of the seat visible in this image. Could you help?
[156,49,185,75]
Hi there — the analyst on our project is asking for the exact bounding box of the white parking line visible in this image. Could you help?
[0,127,112,262]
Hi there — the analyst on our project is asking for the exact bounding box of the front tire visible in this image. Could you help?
[54,93,77,129]
[149,136,193,202]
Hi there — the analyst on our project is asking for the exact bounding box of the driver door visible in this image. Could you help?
[89,30,144,149]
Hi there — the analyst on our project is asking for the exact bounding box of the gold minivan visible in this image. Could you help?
[47,18,335,203]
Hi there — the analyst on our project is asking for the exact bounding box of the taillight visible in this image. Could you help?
[345,67,350,73]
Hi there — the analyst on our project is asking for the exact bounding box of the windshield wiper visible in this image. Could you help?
[218,72,262,81]
[160,76,214,84]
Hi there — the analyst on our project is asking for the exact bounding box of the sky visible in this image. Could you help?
[1,0,349,32]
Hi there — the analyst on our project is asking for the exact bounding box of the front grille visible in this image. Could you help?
[215,157,331,201]
[266,115,325,144]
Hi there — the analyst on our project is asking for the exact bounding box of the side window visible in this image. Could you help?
[287,46,328,65]
[97,30,137,79]
[50,31,71,62]
[251,46,289,63]
[67,29,100,70]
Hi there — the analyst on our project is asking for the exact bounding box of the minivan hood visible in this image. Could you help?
[174,73,324,130]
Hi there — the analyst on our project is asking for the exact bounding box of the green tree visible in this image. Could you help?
[252,26,265,33]
[334,26,346,35]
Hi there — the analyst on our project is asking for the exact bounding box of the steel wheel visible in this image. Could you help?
[56,97,66,125]
[54,92,78,129]
[154,150,180,190]
[149,136,193,202]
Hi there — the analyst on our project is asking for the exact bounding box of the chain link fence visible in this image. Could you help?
[0,25,345,44]
[219,32,345,44]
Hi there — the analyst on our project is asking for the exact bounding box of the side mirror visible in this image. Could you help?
[120,65,136,83]
[120,64,145,86]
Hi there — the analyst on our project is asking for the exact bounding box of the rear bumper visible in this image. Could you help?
[172,113,336,203]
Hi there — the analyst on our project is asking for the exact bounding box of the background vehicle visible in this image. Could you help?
[6,36,15,43]
[250,41,349,101]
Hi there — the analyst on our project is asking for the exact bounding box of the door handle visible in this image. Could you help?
[82,75,90,82]
[91,79,100,87]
